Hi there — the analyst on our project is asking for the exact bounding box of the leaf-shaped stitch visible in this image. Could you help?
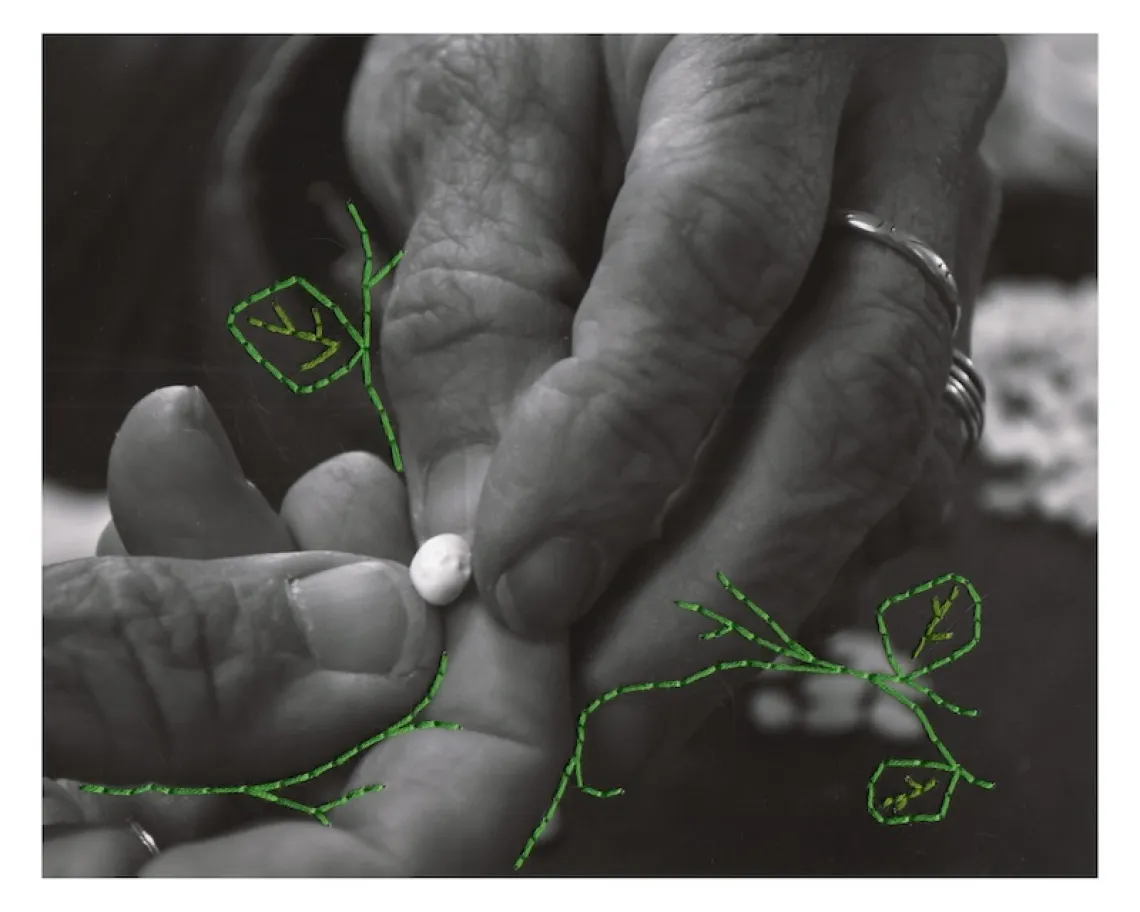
[867,758,960,825]
[875,573,982,678]
[227,276,365,395]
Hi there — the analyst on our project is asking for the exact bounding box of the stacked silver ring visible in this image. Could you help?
[829,209,986,458]
[945,349,986,456]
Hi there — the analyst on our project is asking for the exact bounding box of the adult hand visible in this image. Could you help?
[343,35,1004,779]
[52,386,571,876]
[49,33,1006,875]
[44,387,442,875]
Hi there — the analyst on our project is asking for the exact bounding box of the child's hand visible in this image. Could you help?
[44,387,440,875]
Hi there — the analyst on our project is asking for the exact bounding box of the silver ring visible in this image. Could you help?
[128,819,161,858]
[829,209,962,337]
[943,350,986,457]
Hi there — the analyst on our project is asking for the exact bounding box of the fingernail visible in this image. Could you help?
[288,562,421,674]
[182,386,243,472]
[493,536,601,638]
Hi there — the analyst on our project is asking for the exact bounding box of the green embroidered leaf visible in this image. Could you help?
[227,276,365,395]
[875,573,982,679]
[867,759,960,825]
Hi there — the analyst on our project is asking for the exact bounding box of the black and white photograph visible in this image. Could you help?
[38,26,1104,887]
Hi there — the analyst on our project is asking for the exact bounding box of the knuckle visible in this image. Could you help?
[415,36,543,146]
[381,226,577,370]
[414,38,496,133]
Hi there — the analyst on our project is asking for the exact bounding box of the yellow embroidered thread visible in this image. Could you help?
[224,201,403,471]
[912,585,958,660]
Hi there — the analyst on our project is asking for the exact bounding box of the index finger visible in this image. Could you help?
[346,35,608,543]
[473,36,861,638]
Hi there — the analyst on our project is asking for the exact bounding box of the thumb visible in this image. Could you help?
[471,38,850,638]
[44,552,441,786]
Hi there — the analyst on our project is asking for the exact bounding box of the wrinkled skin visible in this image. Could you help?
[44,36,1005,875]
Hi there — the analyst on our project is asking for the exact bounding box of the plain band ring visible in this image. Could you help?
[943,350,987,457]
[128,819,161,858]
[829,209,962,337]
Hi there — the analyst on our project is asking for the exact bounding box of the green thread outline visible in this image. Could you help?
[224,202,403,472]
[78,651,461,826]
[74,201,995,872]
[512,570,994,868]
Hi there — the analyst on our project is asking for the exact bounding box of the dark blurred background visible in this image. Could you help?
[43,35,1097,875]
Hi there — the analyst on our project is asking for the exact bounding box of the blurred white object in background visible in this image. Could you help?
[746,689,799,732]
[746,631,927,742]
[982,35,1097,189]
[43,482,110,565]
[972,279,1097,533]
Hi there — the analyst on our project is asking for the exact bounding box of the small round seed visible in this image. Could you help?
[409,533,472,606]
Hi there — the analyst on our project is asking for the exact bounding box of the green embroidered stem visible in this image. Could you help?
[225,201,402,471]
[73,201,994,874]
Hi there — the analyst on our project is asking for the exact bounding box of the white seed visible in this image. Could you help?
[409,533,472,606]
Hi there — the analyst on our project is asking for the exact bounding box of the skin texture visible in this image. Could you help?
[44,389,446,871]
[44,35,1006,875]
[45,387,570,876]
[341,35,1003,782]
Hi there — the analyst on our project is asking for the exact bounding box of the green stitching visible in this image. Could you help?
[512,570,994,868]
[77,651,462,827]
[247,303,342,372]
[911,585,957,660]
[880,774,938,815]
[224,202,404,472]
[72,201,993,872]
[78,572,991,862]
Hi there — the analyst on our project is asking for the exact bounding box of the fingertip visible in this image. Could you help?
[108,385,293,558]
[111,386,227,470]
